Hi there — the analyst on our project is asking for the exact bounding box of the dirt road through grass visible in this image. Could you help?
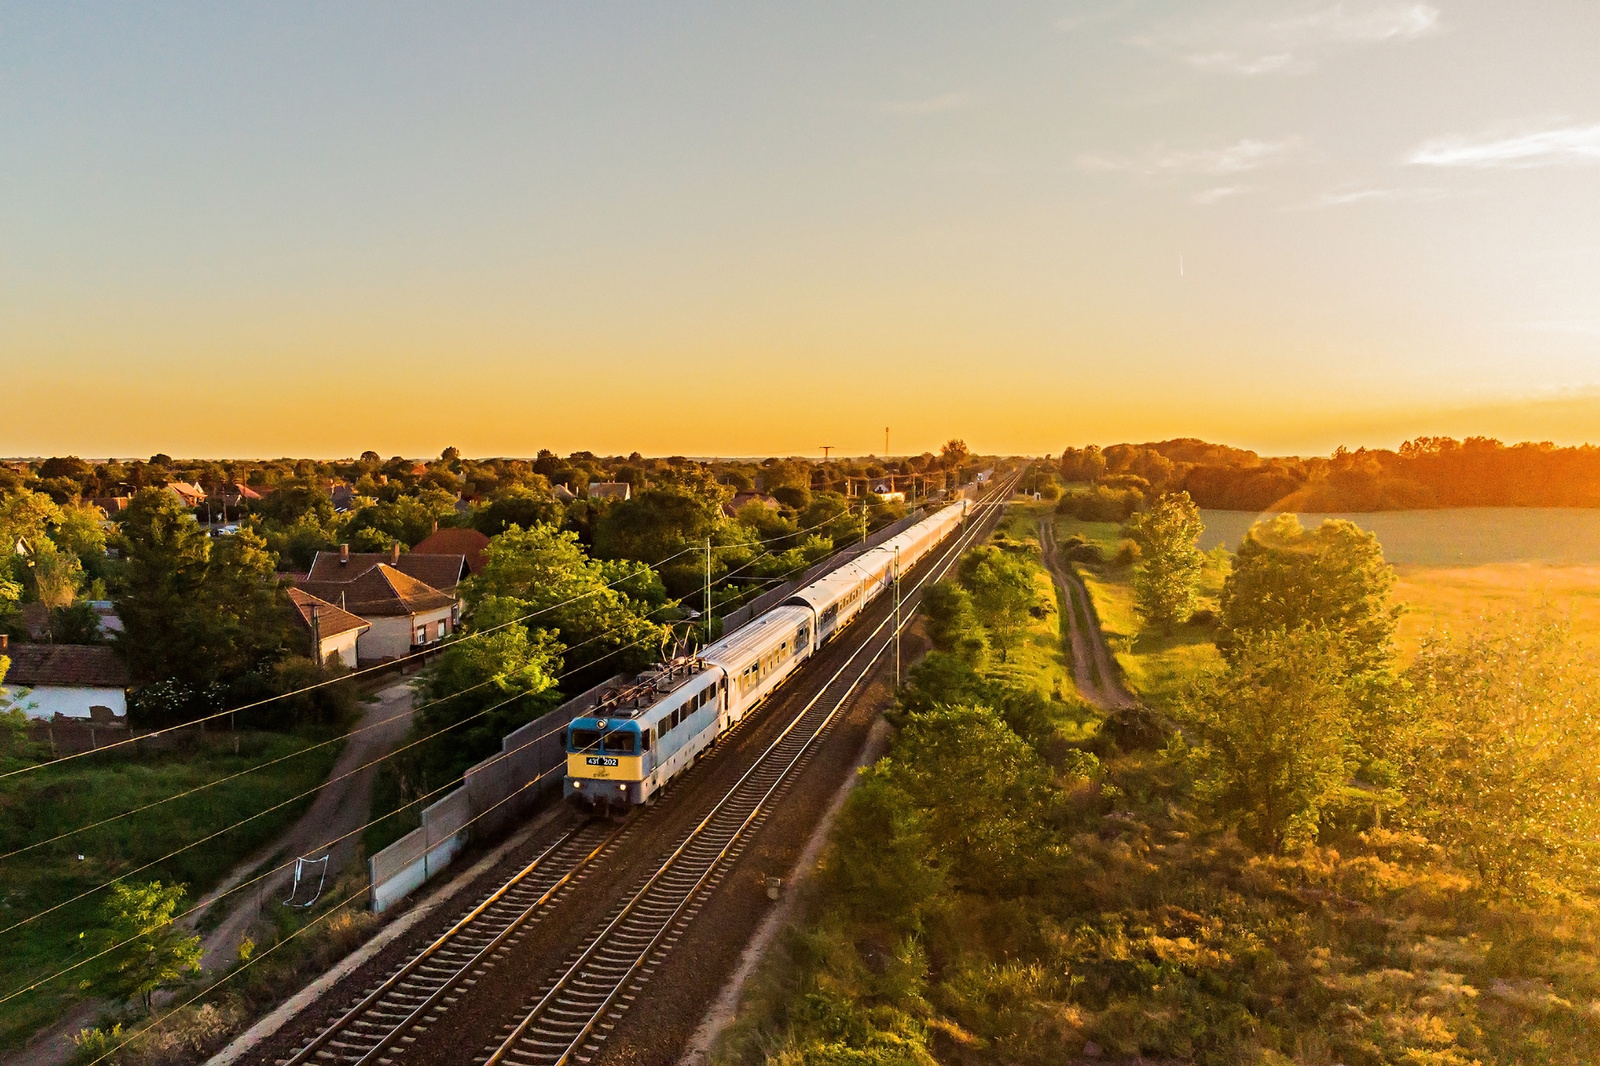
[1039,518,1136,710]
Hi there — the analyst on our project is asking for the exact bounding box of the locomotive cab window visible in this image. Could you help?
[603,731,636,754]
[570,728,601,751]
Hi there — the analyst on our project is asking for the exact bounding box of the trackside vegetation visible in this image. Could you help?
[720,516,1600,1066]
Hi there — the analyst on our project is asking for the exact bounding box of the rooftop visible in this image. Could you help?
[2,643,129,689]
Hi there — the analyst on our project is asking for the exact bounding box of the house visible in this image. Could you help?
[286,588,371,669]
[92,496,133,518]
[725,492,781,517]
[299,565,456,664]
[329,483,357,513]
[165,481,207,508]
[0,636,130,721]
[587,481,631,502]
[307,543,469,595]
[553,483,577,503]
[412,526,490,575]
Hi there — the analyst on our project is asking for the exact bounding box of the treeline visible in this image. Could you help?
[1056,435,1600,512]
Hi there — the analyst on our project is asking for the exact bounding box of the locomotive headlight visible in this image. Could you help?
[574,780,584,789]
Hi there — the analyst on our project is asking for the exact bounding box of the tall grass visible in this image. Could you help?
[0,730,342,1049]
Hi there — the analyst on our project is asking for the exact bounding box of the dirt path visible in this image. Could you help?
[194,679,418,971]
[1040,518,1137,710]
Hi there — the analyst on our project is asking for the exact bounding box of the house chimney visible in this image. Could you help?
[0,633,7,652]
[339,543,350,565]
[431,519,439,534]
[389,543,401,565]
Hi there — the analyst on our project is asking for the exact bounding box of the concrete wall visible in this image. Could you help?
[369,673,625,912]
[320,630,362,670]
[358,606,452,662]
[3,684,126,721]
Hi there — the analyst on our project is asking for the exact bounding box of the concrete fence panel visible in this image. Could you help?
[370,673,626,912]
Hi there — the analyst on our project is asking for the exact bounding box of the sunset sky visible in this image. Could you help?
[3,2,1598,459]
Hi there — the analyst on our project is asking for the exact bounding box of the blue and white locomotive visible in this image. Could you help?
[564,499,970,813]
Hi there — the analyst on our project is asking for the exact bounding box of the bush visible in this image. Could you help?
[1113,539,1140,567]
[1055,487,1141,523]
[1067,543,1103,564]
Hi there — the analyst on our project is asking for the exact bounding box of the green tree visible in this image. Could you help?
[959,547,1037,661]
[473,484,564,536]
[115,490,293,720]
[594,486,736,598]
[1217,514,1399,676]
[877,704,1055,893]
[828,776,946,932]
[99,881,202,1011]
[1191,627,1354,853]
[26,539,84,626]
[466,524,667,676]
[409,600,564,782]
[919,583,988,666]
[1401,615,1600,898]
[1125,491,1204,635]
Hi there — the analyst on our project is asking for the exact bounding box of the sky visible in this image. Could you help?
[2,1,1598,459]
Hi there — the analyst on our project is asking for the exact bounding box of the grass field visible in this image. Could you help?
[0,731,343,1049]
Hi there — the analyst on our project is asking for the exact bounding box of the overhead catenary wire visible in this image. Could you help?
[0,622,669,1003]
[20,475,1010,1031]
[0,528,830,974]
[0,524,829,861]
[0,488,990,998]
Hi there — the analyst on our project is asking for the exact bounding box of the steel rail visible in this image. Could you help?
[481,476,1017,1066]
[283,820,628,1065]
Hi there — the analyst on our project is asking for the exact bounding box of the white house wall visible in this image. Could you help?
[321,630,362,670]
[2,685,127,721]
[356,606,453,662]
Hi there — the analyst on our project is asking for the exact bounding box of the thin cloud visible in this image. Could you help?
[1296,185,1450,207]
[1146,2,1440,77]
[878,92,971,116]
[1409,123,1600,168]
[1193,185,1249,205]
[1080,137,1301,176]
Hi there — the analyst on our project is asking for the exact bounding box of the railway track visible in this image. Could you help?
[283,822,626,1066]
[274,474,1015,1066]
[481,476,1015,1066]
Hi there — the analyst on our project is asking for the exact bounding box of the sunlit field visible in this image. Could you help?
[1395,564,1600,656]
[1200,507,1600,566]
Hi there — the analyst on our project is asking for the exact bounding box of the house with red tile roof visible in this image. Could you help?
[307,543,470,595]
[298,563,456,664]
[0,636,130,721]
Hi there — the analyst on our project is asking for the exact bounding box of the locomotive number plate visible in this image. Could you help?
[586,756,620,767]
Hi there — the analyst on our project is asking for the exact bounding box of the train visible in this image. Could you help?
[563,497,972,814]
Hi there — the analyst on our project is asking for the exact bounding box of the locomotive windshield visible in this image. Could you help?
[569,726,638,754]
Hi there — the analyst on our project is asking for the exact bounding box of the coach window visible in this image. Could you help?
[641,729,652,752]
